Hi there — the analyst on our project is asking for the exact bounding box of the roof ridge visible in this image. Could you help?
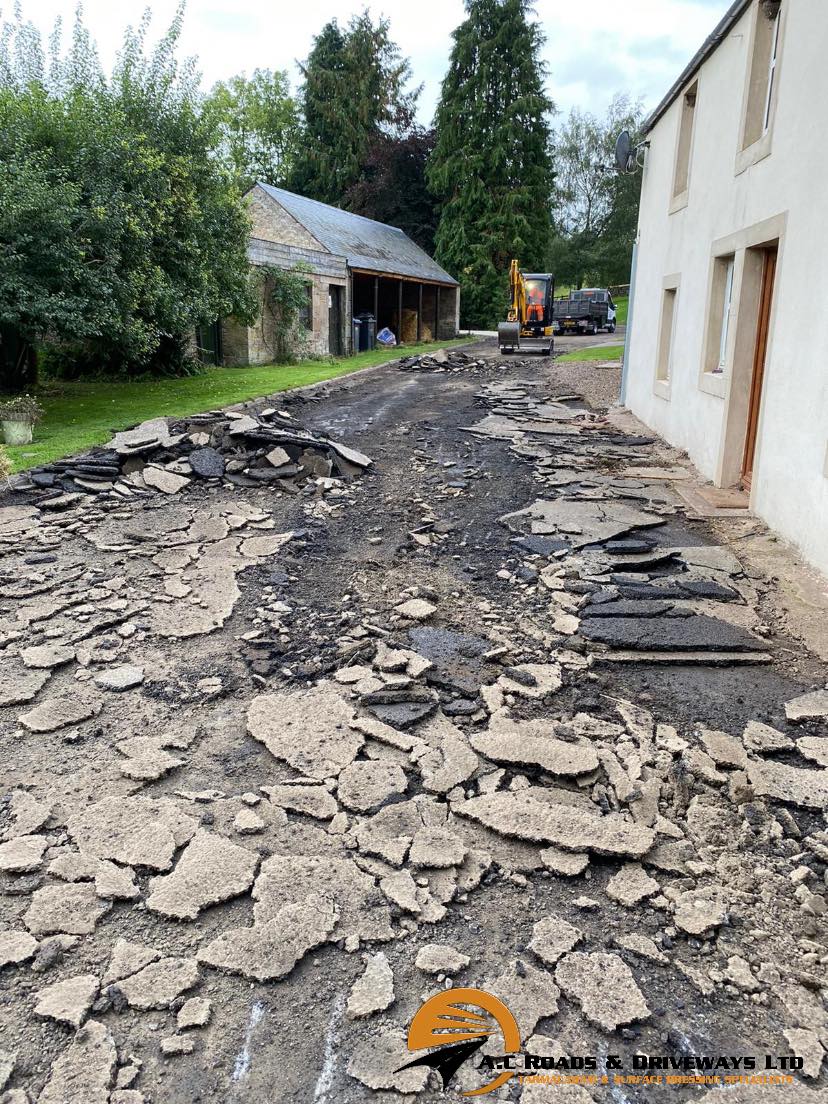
[256,183,406,235]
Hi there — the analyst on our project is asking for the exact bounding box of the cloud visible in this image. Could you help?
[15,0,735,123]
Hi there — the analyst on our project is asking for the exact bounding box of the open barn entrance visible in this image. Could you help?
[350,272,455,352]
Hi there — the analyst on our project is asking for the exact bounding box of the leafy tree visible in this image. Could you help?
[344,127,438,253]
[428,0,555,329]
[0,4,254,386]
[291,11,419,205]
[204,69,300,190]
[549,93,644,288]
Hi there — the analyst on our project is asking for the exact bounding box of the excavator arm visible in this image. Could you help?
[506,258,526,324]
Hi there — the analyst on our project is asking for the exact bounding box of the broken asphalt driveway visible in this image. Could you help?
[1,341,827,1102]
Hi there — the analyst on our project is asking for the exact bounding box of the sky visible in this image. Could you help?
[10,0,735,124]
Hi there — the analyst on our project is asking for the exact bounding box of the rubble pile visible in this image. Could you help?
[1,348,827,1099]
[464,376,772,665]
[397,348,485,373]
[10,406,372,502]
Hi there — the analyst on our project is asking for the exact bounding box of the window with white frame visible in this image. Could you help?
[704,254,737,376]
[715,258,735,373]
[763,7,781,134]
[742,0,783,149]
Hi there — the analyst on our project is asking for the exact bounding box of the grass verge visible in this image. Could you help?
[556,344,624,364]
[5,338,473,473]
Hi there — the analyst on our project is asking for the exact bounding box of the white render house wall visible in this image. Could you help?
[624,0,828,575]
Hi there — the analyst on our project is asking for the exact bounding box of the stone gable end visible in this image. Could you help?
[247,186,327,253]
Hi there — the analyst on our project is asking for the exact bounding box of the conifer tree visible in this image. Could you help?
[428,0,555,328]
[291,12,418,206]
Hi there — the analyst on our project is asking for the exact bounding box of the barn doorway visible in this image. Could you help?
[328,285,344,357]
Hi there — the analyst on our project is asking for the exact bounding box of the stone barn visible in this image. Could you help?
[221,184,459,365]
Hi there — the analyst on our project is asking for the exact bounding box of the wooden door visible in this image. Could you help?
[741,247,777,489]
[328,286,343,357]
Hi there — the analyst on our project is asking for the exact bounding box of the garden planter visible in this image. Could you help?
[2,419,33,445]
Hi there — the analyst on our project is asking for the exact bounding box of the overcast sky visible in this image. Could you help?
[14,0,734,124]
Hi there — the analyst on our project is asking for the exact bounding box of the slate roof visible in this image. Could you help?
[256,183,458,286]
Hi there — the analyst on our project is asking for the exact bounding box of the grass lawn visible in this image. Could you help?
[4,338,473,473]
[614,296,629,325]
[556,344,624,364]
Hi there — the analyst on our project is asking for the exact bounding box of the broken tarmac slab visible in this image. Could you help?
[24,884,111,937]
[0,931,38,968]
[115,956,200,1010]
[247,682,363,779]
[37,1020,117,1104]
[146,830,259,919]
[747,759,828,810]
[0,665,51,708]
[555,952,650,1032]
[470,717,599,778]
[501,499,665,549]
[198,896,337,982]
[414,944,470,975]
[528,915,583,966]
[253,854,394,945]
[453,789,656,858]
[34,974,99,1028]
[346,952,395,1018]
[67,797,198,871]
[785,689,828,722]
[18,691,102,733]
[580,614,768,653]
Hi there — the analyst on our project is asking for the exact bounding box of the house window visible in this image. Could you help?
[671,82,697,204]
[716,258,735,372]
[704,254,737,375]
[763,7,781,134]
[656,286,678,384]
[298,284,313,330]
[742,1,782,149]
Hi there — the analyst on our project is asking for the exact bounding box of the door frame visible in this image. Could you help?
[741,246,777,489]
[328,284,344,357]
[707,212,786,492]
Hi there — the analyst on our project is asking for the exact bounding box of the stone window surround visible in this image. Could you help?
[735,0,786,175]
[653,274,681,402]
[669,81,699,215]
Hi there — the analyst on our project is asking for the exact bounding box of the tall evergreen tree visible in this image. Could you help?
[428,0,555,329]
[290,12,419,205]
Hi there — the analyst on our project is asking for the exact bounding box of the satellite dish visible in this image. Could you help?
[614,130,635,174]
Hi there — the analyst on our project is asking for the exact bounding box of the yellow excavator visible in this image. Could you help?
[497,259,555,356]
